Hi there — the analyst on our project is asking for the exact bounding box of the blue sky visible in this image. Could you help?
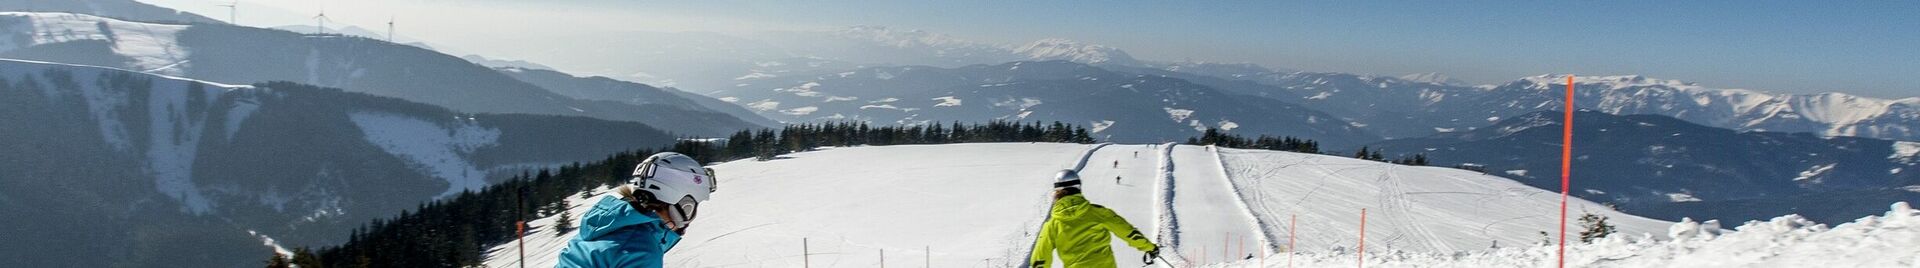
[150,0,1919,98]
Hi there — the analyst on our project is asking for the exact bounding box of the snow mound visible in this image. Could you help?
[1214,202,1920,267]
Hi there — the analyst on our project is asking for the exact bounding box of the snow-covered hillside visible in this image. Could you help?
[485,143,1670,267]
[1510,74,1920,141]
[0,12,192,75]
[0,59,682,267]
[1014,38,1142,67]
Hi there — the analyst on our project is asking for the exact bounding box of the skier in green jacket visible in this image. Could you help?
[1031,169,1161,268]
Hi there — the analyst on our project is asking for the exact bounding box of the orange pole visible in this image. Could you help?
[1560,75,1575,268]
[1359,209,1368,267]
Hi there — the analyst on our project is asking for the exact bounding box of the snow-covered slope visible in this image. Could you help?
[0,59,680,267]
[0,12,765,136]
[1013,38,1143,67]
[486,143,1668,267]
[0,0,220,24]
[1509,74,1920,141]
[1208,202,1920,267]
[0,12,192,75]
[1396,72,1470,86]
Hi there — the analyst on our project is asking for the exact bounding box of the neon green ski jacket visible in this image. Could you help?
[1030,193,1157,268]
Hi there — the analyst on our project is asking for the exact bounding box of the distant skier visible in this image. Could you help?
[1112,160,1119,168]
[557,152,718,268]
[1032,170,1161,267]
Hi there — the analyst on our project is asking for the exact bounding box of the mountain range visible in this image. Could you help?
[0,12,767,136]
[0,59,686,267]
[1369,110,1920,224]
[715,60,1378,146]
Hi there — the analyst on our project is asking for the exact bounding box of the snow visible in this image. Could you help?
[0,12,193,76]
[487,143,1920,267]
[246,230,294,258]
[486,144,1122,267]
[734,72,776,80]
[1214,147,1669,253]
[1217,120,1240,131]
[348,112,500,198]
[780,106,819,116]
[717,97,740,103]
[1208,202,1920,267]
[1090,120,1117,133]
[1305,92,1333,100]
[746,100,780,112]
[0,59,257,214]
[870,97,900,103]
[1667,193,1703,203]
[1904,185,1920,193]
[1893,141,1920,163]
[1164,145,1269,265]
[1165,108,1196,122]
[1505,170,1529,177]
[994,97,1045,109]
[1792,164,1836,182]
[859,104,900,110]
[1013,38,1136,65]
[932,96,963,107]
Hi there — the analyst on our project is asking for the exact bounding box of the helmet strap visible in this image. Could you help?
[654,206,687,235]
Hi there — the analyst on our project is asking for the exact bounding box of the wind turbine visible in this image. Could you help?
[312,9,329,35]
[215,1,237,24]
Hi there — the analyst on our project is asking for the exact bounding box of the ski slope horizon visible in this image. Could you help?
[483,142,1682,267]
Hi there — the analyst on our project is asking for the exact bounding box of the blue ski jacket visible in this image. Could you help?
[555,196,682,268]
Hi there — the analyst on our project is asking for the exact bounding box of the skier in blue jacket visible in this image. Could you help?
[557,152,718,268]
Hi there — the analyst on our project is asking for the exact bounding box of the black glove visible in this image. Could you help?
[1142,248,1160,265]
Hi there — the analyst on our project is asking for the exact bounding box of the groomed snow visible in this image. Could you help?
[484,143,1709,267]
[1215,148,1669,254]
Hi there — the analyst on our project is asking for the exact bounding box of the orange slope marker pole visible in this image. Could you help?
[1358,208,1367,268]
[1559,75,1576,268]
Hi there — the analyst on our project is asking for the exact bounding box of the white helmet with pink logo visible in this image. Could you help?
[630,152,716,224]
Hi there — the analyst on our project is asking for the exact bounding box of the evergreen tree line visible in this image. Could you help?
[1352,146,1430,166]
[299,121,1095,267]
[1184,128,1430,166]
[1184,128,1323,154]
[705,120,1098,162]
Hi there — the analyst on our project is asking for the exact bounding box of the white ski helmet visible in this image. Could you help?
[630,152,716,224]
[1053,169,1082,189]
